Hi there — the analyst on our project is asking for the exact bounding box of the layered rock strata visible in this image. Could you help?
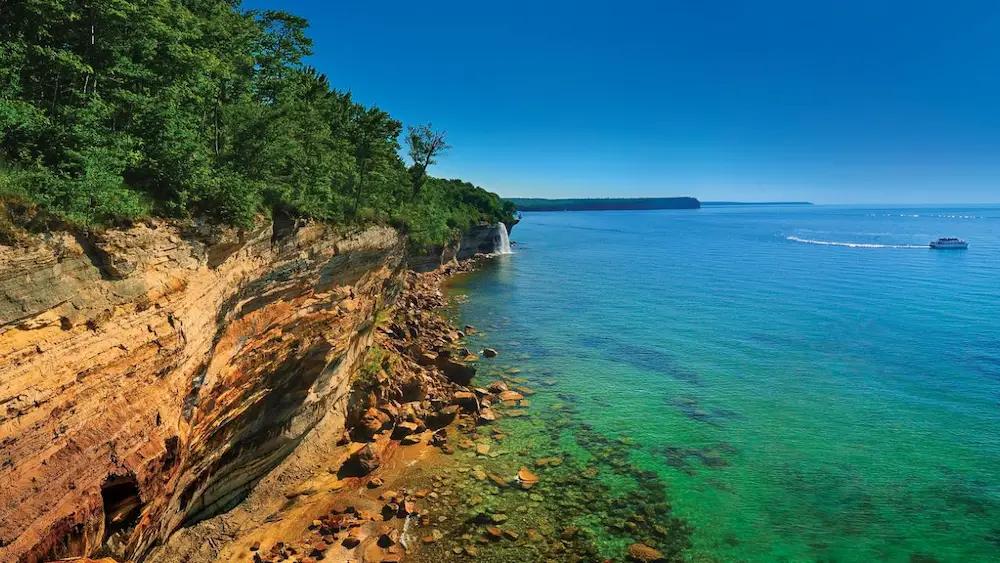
[0,221,405,562]
[144,263,487,563]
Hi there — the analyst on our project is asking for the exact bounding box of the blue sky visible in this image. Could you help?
[244,1,999,203]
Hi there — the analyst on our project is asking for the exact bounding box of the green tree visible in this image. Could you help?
[0,0,513,247]
[350,107,402,213]
[405,124,450,197]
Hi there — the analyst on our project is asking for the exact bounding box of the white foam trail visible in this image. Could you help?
[495,222,513,254]
[868,213,983,219]
[786,236,928,249]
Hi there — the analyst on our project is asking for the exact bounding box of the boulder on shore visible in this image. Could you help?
[437,357,476,385]
[392,421,419,438]
[452,391,478,411]
[426,405,459,429]
[417,351,438,366]
[486,380,509,394]
[355,407,390,440]
[340,443,380,477]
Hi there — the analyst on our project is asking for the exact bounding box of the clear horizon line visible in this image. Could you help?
[502,197,1000,206]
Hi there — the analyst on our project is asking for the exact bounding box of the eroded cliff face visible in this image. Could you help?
[0,220,406,562]
[408,221,517,272]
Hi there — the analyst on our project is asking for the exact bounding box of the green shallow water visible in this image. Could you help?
[439,206,1000,562]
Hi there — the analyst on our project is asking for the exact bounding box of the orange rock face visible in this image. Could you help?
[0,221,405,562]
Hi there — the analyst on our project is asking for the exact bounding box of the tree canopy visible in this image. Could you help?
[406,124,450,197]
[0,0,514,248]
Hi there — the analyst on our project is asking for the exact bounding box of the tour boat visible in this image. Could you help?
[929,237,968,249]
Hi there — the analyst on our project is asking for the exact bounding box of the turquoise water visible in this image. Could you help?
[448,206,1000,561]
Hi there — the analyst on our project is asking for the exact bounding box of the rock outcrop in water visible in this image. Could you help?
[0,220,408,562]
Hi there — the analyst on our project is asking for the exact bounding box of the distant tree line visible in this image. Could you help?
[0,0,514,247]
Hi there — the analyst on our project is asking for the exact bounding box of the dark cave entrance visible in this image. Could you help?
[36,473,143,563]
[98,473,143,556]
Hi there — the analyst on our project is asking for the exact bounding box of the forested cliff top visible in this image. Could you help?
[0,1,514,248]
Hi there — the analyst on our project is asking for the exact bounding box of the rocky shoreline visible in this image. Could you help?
[196,257,687,563]
[7,225,690,563]
[194,257,689,563]
[140,257,549,563]
[0,219,519,563]
[401,262,693,563]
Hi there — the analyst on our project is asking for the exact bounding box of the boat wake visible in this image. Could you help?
[868,212,985,219]
[786,236,928,249]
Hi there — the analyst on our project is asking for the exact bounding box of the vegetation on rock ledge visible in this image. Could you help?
[0,0,514,247]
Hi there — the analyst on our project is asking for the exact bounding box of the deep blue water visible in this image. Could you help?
[449,205,1000,561]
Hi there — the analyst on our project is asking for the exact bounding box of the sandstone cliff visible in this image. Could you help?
[0,220,408,562]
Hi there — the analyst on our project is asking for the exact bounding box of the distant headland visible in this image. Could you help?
[507,197,701,211]
[506,197,814,212]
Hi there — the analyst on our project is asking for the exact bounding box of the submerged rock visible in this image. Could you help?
[498,390,524,402]
[534,457,563,467]
[487,473,510,488]
[628,543,665,562]
[517,466,540,489]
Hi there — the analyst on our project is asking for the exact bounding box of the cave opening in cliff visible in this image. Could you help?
[99,473,143,555]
